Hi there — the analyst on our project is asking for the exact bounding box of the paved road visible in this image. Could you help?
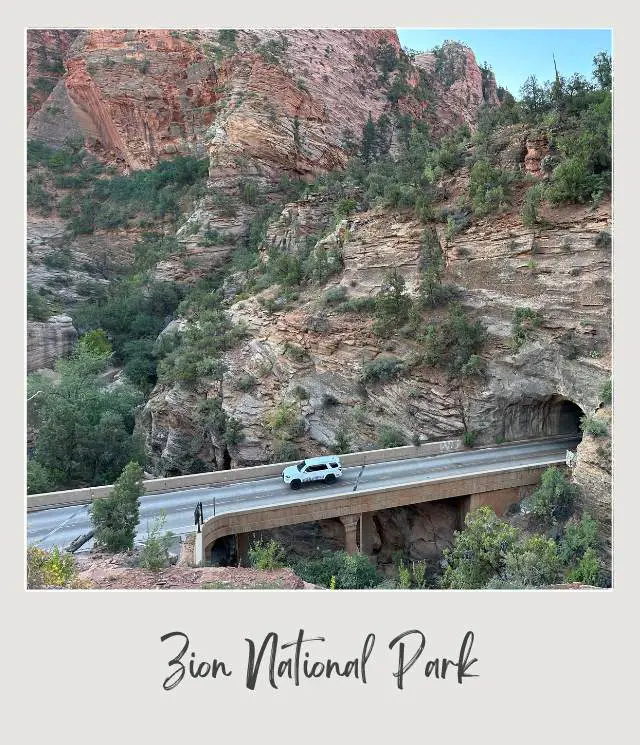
[26,436,579,552]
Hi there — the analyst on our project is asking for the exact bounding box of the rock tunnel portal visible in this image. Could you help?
[501,394,584,441]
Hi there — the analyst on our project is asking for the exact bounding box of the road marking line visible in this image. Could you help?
[29,507,86,545]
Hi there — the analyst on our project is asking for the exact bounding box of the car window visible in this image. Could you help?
[308,464,327,472]
[297,461,306,471]
[329,462,338,468]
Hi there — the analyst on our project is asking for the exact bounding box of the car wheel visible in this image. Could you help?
[290,479,302,490]
[325,473,336,484]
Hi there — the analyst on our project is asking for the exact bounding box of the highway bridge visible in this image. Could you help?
[27,436,579,562]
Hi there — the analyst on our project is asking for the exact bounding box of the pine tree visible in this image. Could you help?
[360,112,377,165]
[418,228,445,307]
[89,461,144,552]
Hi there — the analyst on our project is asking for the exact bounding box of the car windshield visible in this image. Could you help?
[296,461,306,471]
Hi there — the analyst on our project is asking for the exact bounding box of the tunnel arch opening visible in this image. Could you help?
[501,394,584,441]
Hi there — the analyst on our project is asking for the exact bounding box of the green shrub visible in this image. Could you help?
[57,194,77,218]
[43,247,73,271]
[580,415,608,437]
[29,351,145,489]
[266,401,298,431]
[422,303,486,377]
[335,296,376,314]
[522,466,579,524]
[139,511,175,572]
[76,277,183,391]
[416,228,452,308]
[248,538,286,570]
[397,561,412,589]
[236,374,257,392]
[256,36,289,65]
[67,155,209,234]
[291,384,308,400]
[332,428,352,454]
[78,329,112,358]
[196,397,245,447]
[322,393,340,408]
[546,155,605,205]
[238,179,261,205]
[521,183,544,226]
[498,534,562,587]
[511,307,542,349]
[566,547,604,586]
[271,440,301,463]
[282,342,308,362]
[158,308,246,389]
[468,159,510,215]
[294,550,383,589]
[27,284,59,321]
[27,176,54,215]
[89,461,144,552]
[27,461,55,495]
[462,430,476,448]
[376,426,406,449]
[373,270,411,336]
[334,197,357,220]
[599,378,612,405]
[360,356,404,385]
[287,417,306,438]
[441,507,519,589]
[459,354,485,378]
[411,560,427,589]
[27,545,76,588]
[323,285,347,305]
[558,513,599,567]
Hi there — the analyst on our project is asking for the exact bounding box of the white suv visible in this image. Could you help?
[282,455,343,490]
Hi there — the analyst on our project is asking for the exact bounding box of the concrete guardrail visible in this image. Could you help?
[27,438,464,512]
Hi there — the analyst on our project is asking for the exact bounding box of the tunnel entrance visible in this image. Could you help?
[502,394,584,441]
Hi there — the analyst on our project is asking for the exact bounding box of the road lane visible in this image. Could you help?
[26,436,579,551]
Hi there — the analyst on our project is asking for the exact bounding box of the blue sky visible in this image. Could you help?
[396,29,612,97]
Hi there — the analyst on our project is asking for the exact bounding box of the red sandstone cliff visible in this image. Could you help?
[27,30,498,175]
[27,30,79,123]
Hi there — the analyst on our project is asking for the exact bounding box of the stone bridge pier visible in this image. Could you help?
[339,512,376,555]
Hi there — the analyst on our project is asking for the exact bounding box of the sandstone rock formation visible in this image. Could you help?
[573,405,612,561]
[28,29,501,289]
[27,30,79,123]
[27,315,78,372]
[25,29,612,572]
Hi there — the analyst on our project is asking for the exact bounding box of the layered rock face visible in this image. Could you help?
[28,29,395,172]
[27,315,78,372]
[141,189,611,472]
[572,406,612,561]
[29,30,218,166]
[412,43,500,136]
[28,30,500,289]
[27,30,79,123]
[26,30,611,568]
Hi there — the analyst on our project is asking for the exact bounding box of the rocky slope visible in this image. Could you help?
[27,30,79,124]
[572,405,612,561]
[29,31,495,173]
[26,30,611,569]
[142,191,611,471]
[27,315,78,372]
[27,31,499,292]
